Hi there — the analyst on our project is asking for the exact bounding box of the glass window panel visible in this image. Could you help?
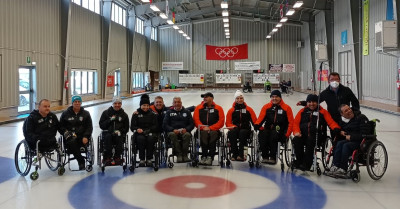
[73,0,80,5]
[88,72,94,93]
[82,0,89,9]
[71,71,75,95]
[75,71,81,95]
[89,0,95,11]
[82,71,88,94]
[112,4,115,22]
[95,0,100,14]
[119,7,122,25]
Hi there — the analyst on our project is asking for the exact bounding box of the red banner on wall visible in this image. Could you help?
[107,75,114,87]
[206,43,248,60]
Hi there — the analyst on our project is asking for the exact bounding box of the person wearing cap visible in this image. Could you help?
[226,90,257,161]
[131,94,158,167]
[254,90,294,164]
[193,92,225,166]
[60,95,93,170]
[99,96,129,165]
[23,99,62,155]
[292,94,340,171]
[162,96,194,163]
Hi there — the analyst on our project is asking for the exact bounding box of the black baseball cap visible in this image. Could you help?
[201,92,214,98]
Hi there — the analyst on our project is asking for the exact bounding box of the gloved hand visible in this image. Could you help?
[114,130,121,136]
[64,131,72,140]
[110,115,116,121]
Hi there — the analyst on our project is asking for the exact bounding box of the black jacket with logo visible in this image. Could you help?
[23,110,60,146]
[60,106,93,139]
[163,107,194,133]
[99,106,129,136]
[130,108,158,134]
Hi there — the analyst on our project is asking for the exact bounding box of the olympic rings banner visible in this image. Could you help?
[206,44,248,60]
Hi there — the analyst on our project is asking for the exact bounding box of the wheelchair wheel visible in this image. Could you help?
[284,137,293,167]
[351,170,360,183]
[322,137,334,170]
[30,171,39,180]
[243,88,249,93]
[15,140,32,176]
[366,140,388,180]
[87,138,95,166]
[44,150,61,171]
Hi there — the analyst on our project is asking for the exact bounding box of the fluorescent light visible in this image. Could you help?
[286,9,295,16]
[173,25,179,29]
[280,17,288,22]
[186,37,191,40]
[160,13,167,19]
[223,18,229,23]
[276,23,282,27]
[272,28,278,32]
[150,5,160,12]
[222,10,229,17]
[224,23,229,27]
[224,28,229,32]
[293,1,303,8]
[266,35,271,39]
[226,32,230,35]
[178,30,184,33]
[167,20,174,25]
[183,34,188,37]
[221,1,228,9]
[141,0,150,2]
[226,36,230,39]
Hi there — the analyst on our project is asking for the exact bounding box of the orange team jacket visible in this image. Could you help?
[193,101,225,131]
[225,102,257,129]
[255,100,294,138]
[293,106,340,136]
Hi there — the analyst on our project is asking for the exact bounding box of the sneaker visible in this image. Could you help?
[199,157,207,165]
[177,155,183,163]
[139,160,146,167]
[327,165,339,175]
[146,159,153,167]
[205,157,213,166]
[334,168,346,176]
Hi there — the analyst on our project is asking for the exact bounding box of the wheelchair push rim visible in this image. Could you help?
[44,150,61,171]
[15,140,32,176]
[366,140,388,180]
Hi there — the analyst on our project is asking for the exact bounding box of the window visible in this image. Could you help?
[111,3,126,27]
[72,0,100,14]
[71,70,97,95]
[132,72,144,88]
[136,18,144,34]
[151,27,157,41]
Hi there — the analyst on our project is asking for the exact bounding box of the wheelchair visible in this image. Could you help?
[286,134,332,176]
[97,131,129,173]
[163,132,193,169]
[14,139,64,180]
[58,136,94,172]
[222,127,256,168]
[324,119,388,182]
[242,84,253,93]
[253,130,291,171]
[129,132,162,172]
[191,125,225,167]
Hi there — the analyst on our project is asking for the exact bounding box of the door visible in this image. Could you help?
[18,67,35,114]
[338,51,358,97]
[114,70,120,96]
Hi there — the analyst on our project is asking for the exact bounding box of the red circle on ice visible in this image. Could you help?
[155,175,237,198]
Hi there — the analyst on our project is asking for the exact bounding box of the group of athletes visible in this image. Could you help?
[23,72,366,176]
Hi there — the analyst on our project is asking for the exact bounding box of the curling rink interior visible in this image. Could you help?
[1,90,399,209]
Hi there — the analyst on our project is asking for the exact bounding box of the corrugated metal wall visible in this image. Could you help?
[361,0,398,104]
[0,0,61,108]
[315,11,330,91]
[69,4,101,70]
[148,40,160,72]
[107,22,128,94]
[159,19,301,87]
[132,33,148,72]
[300,22,313,90]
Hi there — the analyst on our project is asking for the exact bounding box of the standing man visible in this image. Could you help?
[23,99,62,153]
[255,90,294,164]
[60,95,93,170]
[99,96,130,165]
[163,97,194,163]
[193,92,225,166]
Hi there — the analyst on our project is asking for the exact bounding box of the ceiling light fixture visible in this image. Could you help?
[160,13,167,19]
[293,1,303,8]
[150,5,160,12]
[167,20,174,25]
[173,25,179,29]
[226,36,230,39]
[276,23,283,27]
[266,35,271,39]
[178,30,184,33]
[221,1,228,9]
[183,34,188,37]
[286,9,295,16]
[222,10,229,17]
[141,0,150,2]
[224,23,229,27]
[223,18,229,23]
[186,37,191,40]
[280,17,288,22]
[272,28,278,32]
[225,28,229,32]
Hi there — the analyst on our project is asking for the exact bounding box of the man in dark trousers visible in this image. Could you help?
[60,95,93,170]
[163,97,194,163]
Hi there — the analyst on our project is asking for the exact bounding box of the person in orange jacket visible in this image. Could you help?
[193,92,225,166]
[255,90,294,164]
[293,94,340,171]
[226,90,257,161]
